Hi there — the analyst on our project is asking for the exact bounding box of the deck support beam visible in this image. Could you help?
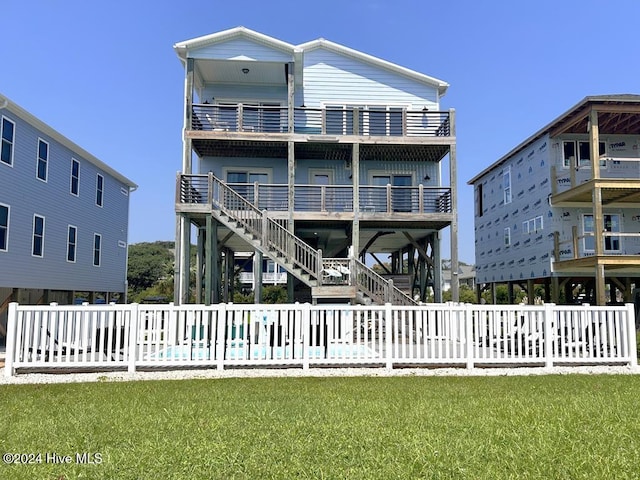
[352,142,360,257]
[449,110,459,303]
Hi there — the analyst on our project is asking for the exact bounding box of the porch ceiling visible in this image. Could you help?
[195,59,287,86]
[550,98,640,137]
[360,144,449,163]
[193,140,449,162]
[551,179,640,206]
[193,140,288,158]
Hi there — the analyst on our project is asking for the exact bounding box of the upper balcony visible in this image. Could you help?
[189,104,452,139]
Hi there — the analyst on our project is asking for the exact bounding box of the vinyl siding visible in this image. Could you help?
[0,109,130,292]
[200,157,439,188]
[302,48,439,109]
[201,84,287,104]
[188,38,293,62]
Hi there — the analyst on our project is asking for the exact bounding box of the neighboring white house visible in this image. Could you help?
[173,27,458,306]
[468,95,640,305]
[0,93,137,339]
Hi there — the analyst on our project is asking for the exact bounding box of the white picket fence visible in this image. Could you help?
[4,302,638,376]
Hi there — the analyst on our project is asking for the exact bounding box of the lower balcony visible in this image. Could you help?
[553,229,640,274]
[176,174,452,219]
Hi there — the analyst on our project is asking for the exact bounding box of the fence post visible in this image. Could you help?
[385,303,393,369]
[216,303,226,370]
[627,303,638,367]
[302,303,310,370]
[4,302,18,377]
[128,303,139,374]
[544,303,554,369]
[465,303,474,369]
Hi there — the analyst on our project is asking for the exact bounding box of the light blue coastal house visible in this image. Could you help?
[468,95,640,306]
[0,93,137,324]
[173,27,458,305]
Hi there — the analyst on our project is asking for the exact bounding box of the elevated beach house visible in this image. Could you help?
[174,27,458,305]
[0,93,136,339]
[468,95,640,306]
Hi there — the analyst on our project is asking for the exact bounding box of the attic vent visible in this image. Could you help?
[120,187,129,196]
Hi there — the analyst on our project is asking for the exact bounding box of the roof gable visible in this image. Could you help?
[174,26,297,63]
[298,38,448,96]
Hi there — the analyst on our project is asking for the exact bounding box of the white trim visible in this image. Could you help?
[1,115,15,168]
[0,203,9,252]
[66,224,77,263]
[31,214,45,258]
[36,138,49,183]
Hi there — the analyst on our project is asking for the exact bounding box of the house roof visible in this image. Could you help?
[0,93,137,190]
[467,94,640,185]
[174,26,449,96]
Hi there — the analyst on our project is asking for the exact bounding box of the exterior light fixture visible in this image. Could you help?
[242,68,250,74]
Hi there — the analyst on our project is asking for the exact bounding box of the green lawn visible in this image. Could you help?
[1,374,640,479]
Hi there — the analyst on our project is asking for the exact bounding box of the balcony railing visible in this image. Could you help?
[237,272,288,285]
[191,104,451,137]
[178,175,452,215]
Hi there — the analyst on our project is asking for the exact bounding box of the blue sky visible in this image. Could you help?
[4,0,640,264]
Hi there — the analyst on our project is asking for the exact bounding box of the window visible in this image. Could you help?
[36,139,49,181]
[372,173,412,212]
[503,168,512,205]
[583,214,620,252]
[476,184,483,217]
[1,117,15,166]
[563,140,606,168]
[96,174,104,207]
[522,215,543,235]
[93,234,101,266]
[0,204,9,251]
[32,215,45,257]
[324,104,405,136]
[70,159,80,196]
[534,215,543,232]
[504,227,511,246]
[67,225,77,262]
[224,169,270,203]
[562,141,575,168]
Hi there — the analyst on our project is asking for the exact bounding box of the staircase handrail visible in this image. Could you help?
[210,174,319,279]
[352,258,418,306]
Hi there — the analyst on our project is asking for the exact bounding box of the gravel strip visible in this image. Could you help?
[1,364,638,385]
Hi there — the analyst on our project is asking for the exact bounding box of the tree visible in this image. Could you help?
[127,242,174,300]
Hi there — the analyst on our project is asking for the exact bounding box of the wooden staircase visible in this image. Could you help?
[191,175,418,306]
